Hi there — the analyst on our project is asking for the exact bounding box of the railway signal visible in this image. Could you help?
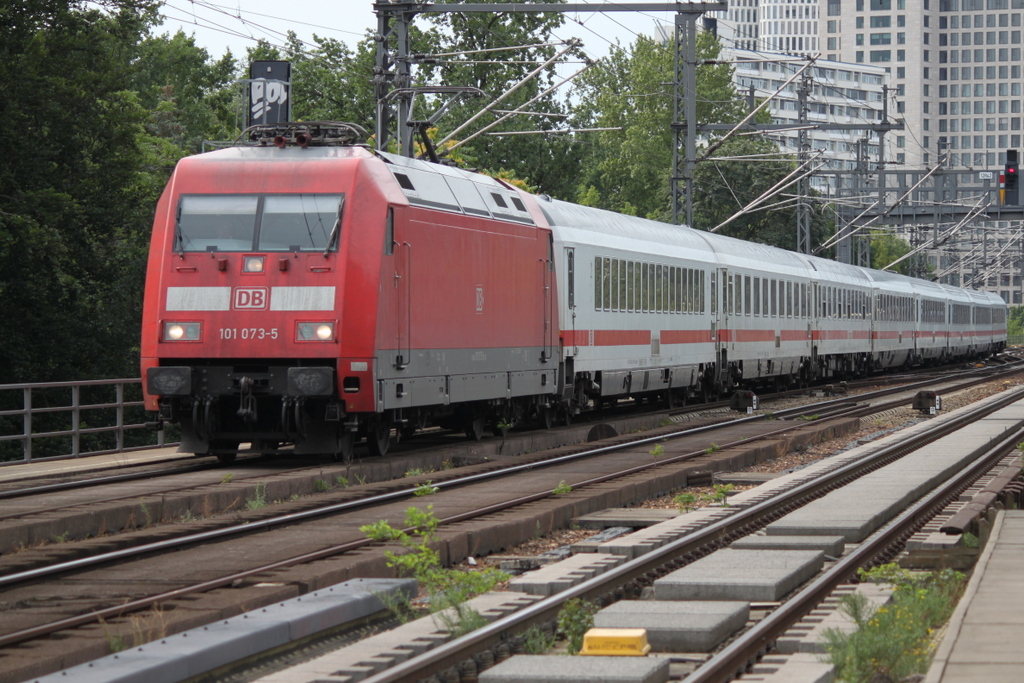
[1004,149,1019,205]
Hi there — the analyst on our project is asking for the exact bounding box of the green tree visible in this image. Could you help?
[132,30,239,152]
[569,31,832,249]
[0,1,163,382]
[870,231,913,274]
[416,1,584,198]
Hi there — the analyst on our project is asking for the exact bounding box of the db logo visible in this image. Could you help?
[233,287,268,310]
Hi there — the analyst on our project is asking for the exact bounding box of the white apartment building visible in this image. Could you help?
[725,47,890,193]
[823,0,1024,170]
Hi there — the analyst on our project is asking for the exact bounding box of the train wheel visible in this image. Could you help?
[367,415,392,458]
[466,416,485,441]
[332,431,355,464]
[540,405,554,430]
[561,404,573,426]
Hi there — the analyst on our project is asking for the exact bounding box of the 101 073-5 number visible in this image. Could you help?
[219,328,279,340]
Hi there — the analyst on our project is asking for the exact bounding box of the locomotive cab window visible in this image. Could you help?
[175,194,345,253]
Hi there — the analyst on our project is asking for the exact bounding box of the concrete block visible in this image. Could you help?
[593,600,748,652]
[33,578,416,683]
[730,535,845,557]
[508,554,626,596]
[654,549,824,602]
[478,654,670,683]
[746,652,835,683]
[575,509,678,529]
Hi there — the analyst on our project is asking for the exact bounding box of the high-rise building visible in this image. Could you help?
[824,0,1024,170]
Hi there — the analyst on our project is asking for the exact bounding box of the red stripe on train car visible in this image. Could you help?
[720,329,776,342]
[661,329,714,344]
[594,330,652,346]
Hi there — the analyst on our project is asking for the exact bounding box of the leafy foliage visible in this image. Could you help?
[823,564,965,683]
[361,505,508,636]
[870,231,914,274]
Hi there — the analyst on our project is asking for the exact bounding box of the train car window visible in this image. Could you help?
[611,260,620,311]
[665,266,672,313]
[622,262,630,313]
[770,280,777,317]
[735,275,743,315]
[176,195,258,252]
[753,278,761,316]
[700,272,706,313]
[726,274,733,315]
[686,269,693,313]
[566,250,575,309]
[511,197,528,212]
[490,193,508,208]
[603,258,611,311]
[656,264,664,313]
[259,194,345,252]
[744,276,752,316]
[788,282,794,318]
[672,267,680,313]
[384,208,394,255]
[762,278,769,317]
[619,261,627,312]
[630,262,638,313]
[640,263,649,312]
[648,263,656,312]
[394,173,415,190]
[712,272,720,315]
[679,267,685,313]
[676,268,683,313]
[593,257,601,311]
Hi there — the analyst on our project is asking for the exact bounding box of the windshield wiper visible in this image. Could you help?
[174,204,185,258]
[323,195,346,258]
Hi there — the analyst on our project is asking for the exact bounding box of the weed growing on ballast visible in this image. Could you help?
[245,483,268,510]
[557,598,599,655]
[822,563,965,683]
[673,492,699,513]
[361,505,507,636]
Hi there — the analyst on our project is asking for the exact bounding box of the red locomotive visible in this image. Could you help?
[141,123,558,462]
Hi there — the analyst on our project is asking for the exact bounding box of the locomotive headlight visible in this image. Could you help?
[296,321,336,342]
[163,322,201,342]
[243,256,265,273]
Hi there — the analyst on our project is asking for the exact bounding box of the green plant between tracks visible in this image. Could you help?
[361,505,508,637]
[823,563,966,683]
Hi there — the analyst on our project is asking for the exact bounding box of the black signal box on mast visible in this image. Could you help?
[1005,149,1019,205]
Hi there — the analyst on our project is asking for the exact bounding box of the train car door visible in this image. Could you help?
[389,207,412,371]
[541,233,555,364]
[716,267,729,389]
[810,281,819,377]
[563,247,577,358]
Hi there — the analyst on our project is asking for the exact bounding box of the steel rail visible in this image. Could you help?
[0,372,1016,651]
[687,425,1024,682]
[353,386,1024,683]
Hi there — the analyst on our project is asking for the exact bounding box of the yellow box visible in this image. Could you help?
[579,628,652,656]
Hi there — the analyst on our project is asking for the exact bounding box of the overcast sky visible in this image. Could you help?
[155,0,677,64]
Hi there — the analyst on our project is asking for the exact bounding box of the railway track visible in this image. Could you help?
[1,362,1021,681]
[341,383,1024,683]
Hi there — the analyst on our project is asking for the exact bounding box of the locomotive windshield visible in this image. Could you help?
[175,194,344,253]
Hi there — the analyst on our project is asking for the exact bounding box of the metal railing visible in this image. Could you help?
[0,378,176,465]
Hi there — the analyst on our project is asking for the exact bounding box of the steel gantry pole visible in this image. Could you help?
[373,2,726,170]
[672,11,698,226]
